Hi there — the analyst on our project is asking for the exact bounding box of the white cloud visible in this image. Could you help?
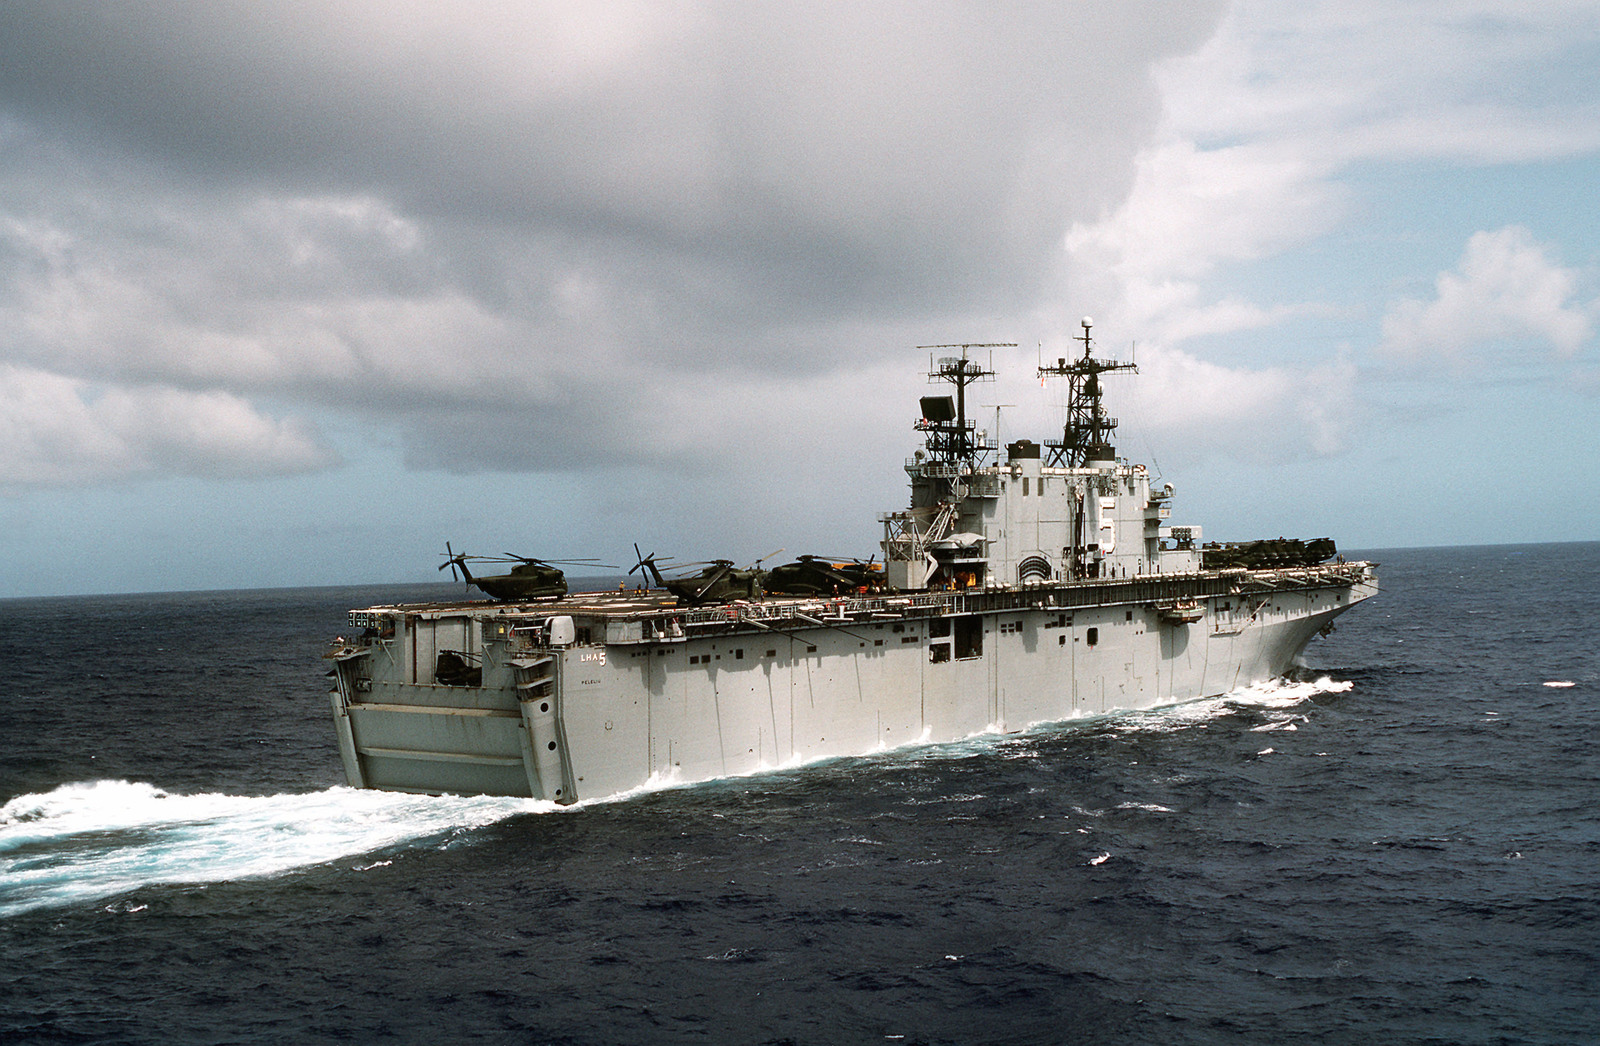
[0,193,547,400]
[1062,138,1345,344]
[1068,2,1600,345]
[1122,345,1359,464]
[1160,1,1600,163]
[0,366,334,487]
[1049,0,1600,465]
[1067,140,1343,284]
[1380,225,1595,359]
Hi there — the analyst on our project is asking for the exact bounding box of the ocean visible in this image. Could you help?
[1,543,1595,1045]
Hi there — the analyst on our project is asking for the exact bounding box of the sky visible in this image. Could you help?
[1,1,1598,598]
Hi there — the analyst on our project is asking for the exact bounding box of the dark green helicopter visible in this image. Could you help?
[764,555,887,595]
[629,545,782,605]
[440,543,617,602]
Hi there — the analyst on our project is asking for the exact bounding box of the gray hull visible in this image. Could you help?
[327,564,1377,801]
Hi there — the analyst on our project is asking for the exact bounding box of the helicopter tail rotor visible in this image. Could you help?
[440,541,465,582]
[629,543,666,588]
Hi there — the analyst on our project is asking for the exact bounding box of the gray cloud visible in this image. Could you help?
[0,1,1229,490]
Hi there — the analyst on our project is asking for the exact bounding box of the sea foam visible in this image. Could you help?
[0,780,551,917]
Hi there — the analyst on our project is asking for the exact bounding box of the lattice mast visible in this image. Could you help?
[1037,318,1136,467]
[916,344,1005,470]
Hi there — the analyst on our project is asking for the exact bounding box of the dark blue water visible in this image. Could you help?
[2,546,1596,1045]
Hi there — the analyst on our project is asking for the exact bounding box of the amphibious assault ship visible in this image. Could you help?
[327,320,1377,800]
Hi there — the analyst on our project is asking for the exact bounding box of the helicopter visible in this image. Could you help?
[440,543,617,602]
[763,555,886,596]
[629,545,782,605]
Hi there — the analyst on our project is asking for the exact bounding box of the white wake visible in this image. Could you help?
[0,780,553,917]
[1101,675,1353,735]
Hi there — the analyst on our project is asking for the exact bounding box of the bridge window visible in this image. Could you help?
[1087,627,1099,647]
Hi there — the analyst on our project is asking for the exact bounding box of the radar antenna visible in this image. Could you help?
[915,343,1007,470]
[1037,317,1136,467]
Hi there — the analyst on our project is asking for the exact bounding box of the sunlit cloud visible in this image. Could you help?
[0,365,335,487]
[1054,0,1600,465]
[1380,225,1595,360]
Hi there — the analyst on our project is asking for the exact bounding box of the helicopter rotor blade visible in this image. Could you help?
[439,541,463,582]
[477,553,624,569]
[689,562,732,602]
[629,544,668,586]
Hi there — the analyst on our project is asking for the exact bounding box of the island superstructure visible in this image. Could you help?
[326,320,1377,800]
